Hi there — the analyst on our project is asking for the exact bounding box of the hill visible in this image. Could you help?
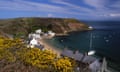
[0,17,89,37]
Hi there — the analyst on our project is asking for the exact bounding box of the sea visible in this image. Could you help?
[47,21,120,72]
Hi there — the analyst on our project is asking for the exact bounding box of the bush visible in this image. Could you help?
[0,37,76,72]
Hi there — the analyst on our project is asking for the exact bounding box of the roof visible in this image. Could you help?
[62,49,74,58]
[82,55,97,64]
[62,49,97,63]
[89,60,101,71]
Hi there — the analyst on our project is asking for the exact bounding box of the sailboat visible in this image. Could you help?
[88,33,96,56]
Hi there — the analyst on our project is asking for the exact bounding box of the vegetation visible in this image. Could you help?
[13,32,25,38]
[0,17,90,71]
[0,37,77,72]
[0,17,89,37]
[53,57,74,72]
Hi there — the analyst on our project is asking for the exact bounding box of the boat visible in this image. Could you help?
[88,26,93,30]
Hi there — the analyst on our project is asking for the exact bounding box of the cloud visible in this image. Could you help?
[109,14,120,17]
[47,13,53,17]
[83,0,120,17]
[0,0,120,19]
[84,0,109,8]
[0,0,68,13]
[0,0,89,16]
[51,0,92,13]
[83,0,120,10]
[51,0,120,18]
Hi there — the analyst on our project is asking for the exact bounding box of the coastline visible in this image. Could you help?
[39,38,62,56]
[55,29,92,37]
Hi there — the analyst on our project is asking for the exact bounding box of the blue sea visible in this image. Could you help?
[47,21,120,72]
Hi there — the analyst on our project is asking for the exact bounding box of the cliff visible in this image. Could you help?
[0,17,89,37]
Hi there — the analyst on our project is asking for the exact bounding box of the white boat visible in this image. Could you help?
[88,26,93,30]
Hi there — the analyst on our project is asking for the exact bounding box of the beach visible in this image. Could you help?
[39,38,62,56]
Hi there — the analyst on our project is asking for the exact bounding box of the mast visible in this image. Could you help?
[89,33,92,50]
[88,33,96,56]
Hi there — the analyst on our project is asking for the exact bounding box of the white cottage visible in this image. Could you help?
[34,34,41,39]
[28,33,36,39]
[28,33,33,39]
[89,60,101,72]
[30,38,38,46]
[48,30,55,37]
[48,31,52,34]
[28,33,41,39]
[44,33,48,36]
[35,29,42,34]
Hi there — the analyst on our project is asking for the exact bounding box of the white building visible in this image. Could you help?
[30,38,38,46]
[48,31,52,34]
[44,33,48,36]
[88,26,93,29]
[89,60,101,72]
[28,33,36,38]
[34,34,41,39]
[35,29,42,34]
[48,30,55,37]
[28,33,33,39]
[28,33,41,39]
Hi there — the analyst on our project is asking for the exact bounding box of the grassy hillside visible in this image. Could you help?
[0,17,89,37]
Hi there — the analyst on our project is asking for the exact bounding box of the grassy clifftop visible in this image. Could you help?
[0,17,89,37]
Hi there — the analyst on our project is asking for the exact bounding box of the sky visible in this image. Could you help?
[0,0,120,20]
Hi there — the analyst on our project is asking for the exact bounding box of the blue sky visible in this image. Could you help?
[0,0,120,20]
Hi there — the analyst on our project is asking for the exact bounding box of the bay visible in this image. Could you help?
[48,21,120,72]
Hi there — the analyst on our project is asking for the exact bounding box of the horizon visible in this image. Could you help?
[0,0,120,20]
[0,17,120,21]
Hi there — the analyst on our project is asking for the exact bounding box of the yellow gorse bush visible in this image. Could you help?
[17,48,57,69]
[53,57,73,72]
[0,48,16,62]
[0,37,75,72]
[0,37,18,62]
[0,37,24,49]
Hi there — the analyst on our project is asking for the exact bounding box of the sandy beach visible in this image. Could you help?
[39,38,62,56]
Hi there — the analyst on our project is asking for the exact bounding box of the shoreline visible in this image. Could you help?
[39,38,62,56]
[55,29,92,37]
